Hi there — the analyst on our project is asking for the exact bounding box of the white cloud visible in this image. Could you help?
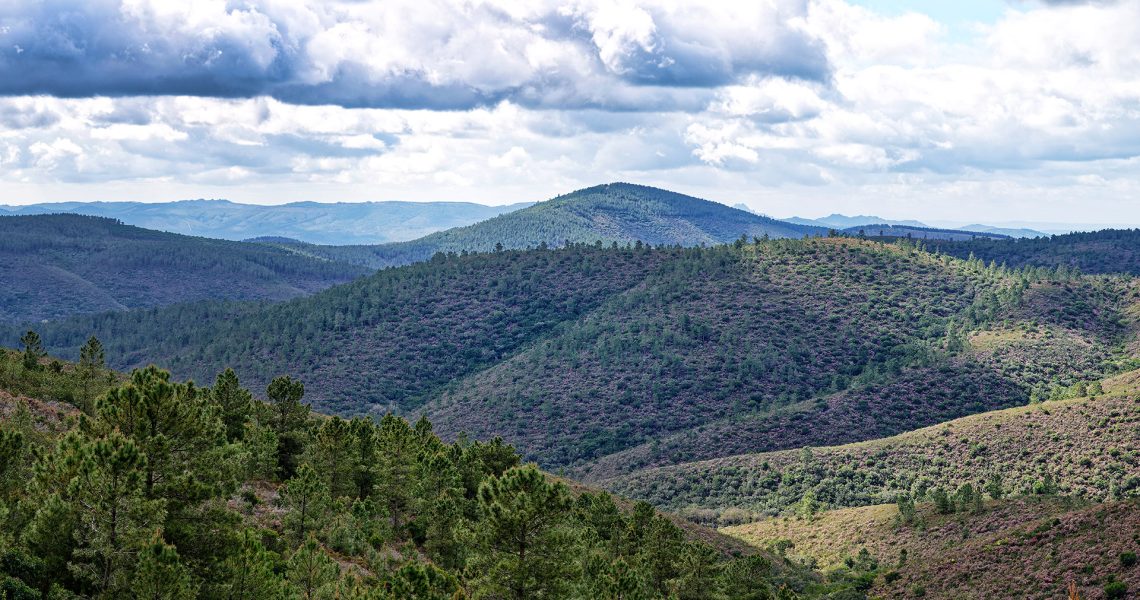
[0,0,1139,225]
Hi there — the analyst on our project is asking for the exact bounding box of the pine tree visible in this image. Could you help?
[211,368,254,443]
[19,330,44,371]
[307,417,354,499]
[90,366,233,509]
[281,464,331,547]
[588,556,650,600]
[266,376,310,479]
[374,414,417,538]
[132,533,198,600]
[380,563,465,600]
[718,555,774,600]
[471,464,575,599]
[216,529,288,600]
[286,535,339,600]
[671,542,721,600]
[67,432,165,595]
[77,336,105,409]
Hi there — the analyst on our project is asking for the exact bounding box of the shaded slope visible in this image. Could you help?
[18,246,671,415]
[421,239,1032,469]
[277,183,826,268]
[0,214,369,323]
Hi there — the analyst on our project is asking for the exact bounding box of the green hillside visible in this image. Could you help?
[842,224,1008,241]
[15,237,1135,483]
[600,375,1140,517]
[265,183,825,268]
[14,246,671,415]
[423,239,1134,471]
[0,350,832,599]
[932,228,1140,275]
[0,214,369,323]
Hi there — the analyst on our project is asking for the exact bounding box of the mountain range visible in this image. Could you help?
[0,198,532,245]
[785,214,1050,238]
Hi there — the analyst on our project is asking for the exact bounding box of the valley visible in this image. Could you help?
[3,184,1139,599]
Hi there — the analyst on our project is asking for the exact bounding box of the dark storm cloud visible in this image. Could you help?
[0,0,831,111]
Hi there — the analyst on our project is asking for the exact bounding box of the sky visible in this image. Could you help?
[1,0,1139,225]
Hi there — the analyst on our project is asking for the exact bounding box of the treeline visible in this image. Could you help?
[0,350,838,599]
[931,228,1140,275]
[12,244,673,416]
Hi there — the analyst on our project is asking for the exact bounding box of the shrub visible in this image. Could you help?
[1104,581,1127,599]
[1121,552,1138,568]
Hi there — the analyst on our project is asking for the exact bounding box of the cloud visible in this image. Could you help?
[0,0,829,110]
[1,0,1140,225]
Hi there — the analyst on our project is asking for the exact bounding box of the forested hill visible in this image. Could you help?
[0,214,369,323]
[16,237,1137,479]
[931,228,1140,275]
[263,183,827,268]
[841,224,1009,241]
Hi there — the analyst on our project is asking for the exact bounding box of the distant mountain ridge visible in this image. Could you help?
[784,214,928,229]
[0,198,532,245]
[268,183,828,268]
[784,214,1048,238]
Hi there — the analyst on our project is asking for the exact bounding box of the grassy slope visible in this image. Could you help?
[601,381,1140,516]
[725,497,1140,600]
[268,183,826,268]
[0,214,369,323]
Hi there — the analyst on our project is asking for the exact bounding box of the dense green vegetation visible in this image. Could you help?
[14,236,1137,480]
[16,246,669,415]
[0,350,868,599]
[0,214,368,324]
[933,228,1140,275]
[426,240,1134,471]
[263,183,825,268]
[4,211,1140,599]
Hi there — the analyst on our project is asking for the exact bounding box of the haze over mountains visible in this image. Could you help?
[1,199,532,245]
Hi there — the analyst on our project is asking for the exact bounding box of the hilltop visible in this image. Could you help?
[0,214,368,324]
[1,198,531,245]
[270,183,826,268]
